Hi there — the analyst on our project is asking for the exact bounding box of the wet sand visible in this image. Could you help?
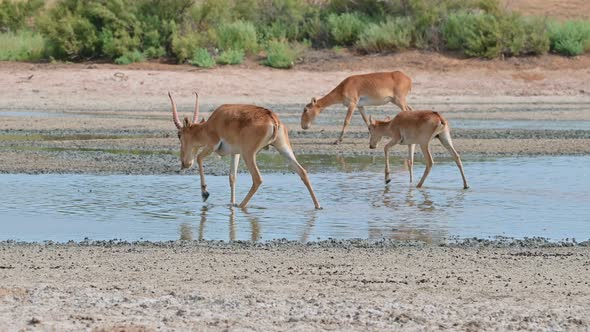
[1,241,589,331]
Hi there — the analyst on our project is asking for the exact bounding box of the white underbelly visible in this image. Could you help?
[214,140,240,156]
[357,96,392,107]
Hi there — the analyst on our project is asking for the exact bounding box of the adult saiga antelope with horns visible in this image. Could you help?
[168,92,321,209]
[368,111,469,189]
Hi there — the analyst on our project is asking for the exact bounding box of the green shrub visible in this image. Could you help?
[216,49,245,65]
[299,9,330,48]
[37,0,193,61]
[37,0,141,60]
[257,0,309,26]
[143,45,165,59]
[444,11,550,58]
[548,20,590,56]
[356,17,414,53]
[258,21,289,41]
[169,20,205,63]
[500,15,549,56]
[0,0,44,32]
[189,48,216,68]
[523,17,551,55]
[263,39,296,68]
[326,12,366,46]
[327,0,402,19]
[443,11,501,58]
[114,49,145,64]
[216,20,258,54]
[0,30,45,61]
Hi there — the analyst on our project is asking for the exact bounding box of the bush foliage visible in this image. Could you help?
[357,17,414,53]
[0,0,588,66]
[264,39,296,68]
[326,12,366,46]
[0,30,45,61]
[216,20,258,54]
[548,20,590,56]
[216,49,245,65]
[0,0,44,32]
[189,48,216,68]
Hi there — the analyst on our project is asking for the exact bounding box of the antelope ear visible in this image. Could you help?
[183,116,191,127]
[200,117,206,123]
[311,97,317,105]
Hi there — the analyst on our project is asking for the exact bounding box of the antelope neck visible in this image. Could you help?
[317,89,342,109]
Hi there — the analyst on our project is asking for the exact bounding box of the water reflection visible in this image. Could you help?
[2,156,590,242]
[300,210,319,242]
[179,223,193,241]
[366,185,468,243]
[189,205,261,241]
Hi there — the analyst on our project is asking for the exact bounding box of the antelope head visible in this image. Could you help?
[368,115,390,149]
[168,91,204,169]
[301,97,321,130]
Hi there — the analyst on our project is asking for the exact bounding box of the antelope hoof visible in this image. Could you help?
[463,185,470,190]
[202,191,210,201]
[385,178,391,184]
[333,139,342,145]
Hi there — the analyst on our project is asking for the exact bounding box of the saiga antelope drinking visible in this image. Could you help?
[301,71,414,144]
[169,92,321,209]
[368,111,469,189]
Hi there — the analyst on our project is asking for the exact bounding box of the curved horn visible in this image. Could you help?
[192,91,199,124]
[168,91,182,129]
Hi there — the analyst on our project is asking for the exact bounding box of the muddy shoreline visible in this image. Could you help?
[2,60,590,174]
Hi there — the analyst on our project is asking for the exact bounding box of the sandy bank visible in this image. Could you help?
[1,241,589,331]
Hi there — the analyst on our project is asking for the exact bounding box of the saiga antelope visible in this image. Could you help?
[301,71,414,144]
[169,92,321,209]
[301,71,417,182]
[368,111,469,189]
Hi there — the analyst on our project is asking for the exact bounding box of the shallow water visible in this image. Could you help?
[3,110,590,131]
[0,156,588,242]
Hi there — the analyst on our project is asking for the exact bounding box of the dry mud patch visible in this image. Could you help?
[0,242,589,331]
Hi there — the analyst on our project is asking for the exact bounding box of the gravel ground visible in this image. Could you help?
[1,240,589,331]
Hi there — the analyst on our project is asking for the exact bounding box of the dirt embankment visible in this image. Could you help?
[0,52,589,174]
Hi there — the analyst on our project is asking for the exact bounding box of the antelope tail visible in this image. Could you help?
[432,111,446,126]
[270,112,281,143]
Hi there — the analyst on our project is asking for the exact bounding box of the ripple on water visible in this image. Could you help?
[0,156,588,242]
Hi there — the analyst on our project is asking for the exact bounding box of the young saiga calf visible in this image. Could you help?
[169,92,321,209]
[368,111,469,189]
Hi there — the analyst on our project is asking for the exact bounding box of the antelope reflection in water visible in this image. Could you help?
[179,205,261,241]
[368,186,467,243]
[180,205,319,242]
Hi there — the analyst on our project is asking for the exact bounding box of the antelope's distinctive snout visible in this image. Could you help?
[369,144,376,149]
[181,160,193,170]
